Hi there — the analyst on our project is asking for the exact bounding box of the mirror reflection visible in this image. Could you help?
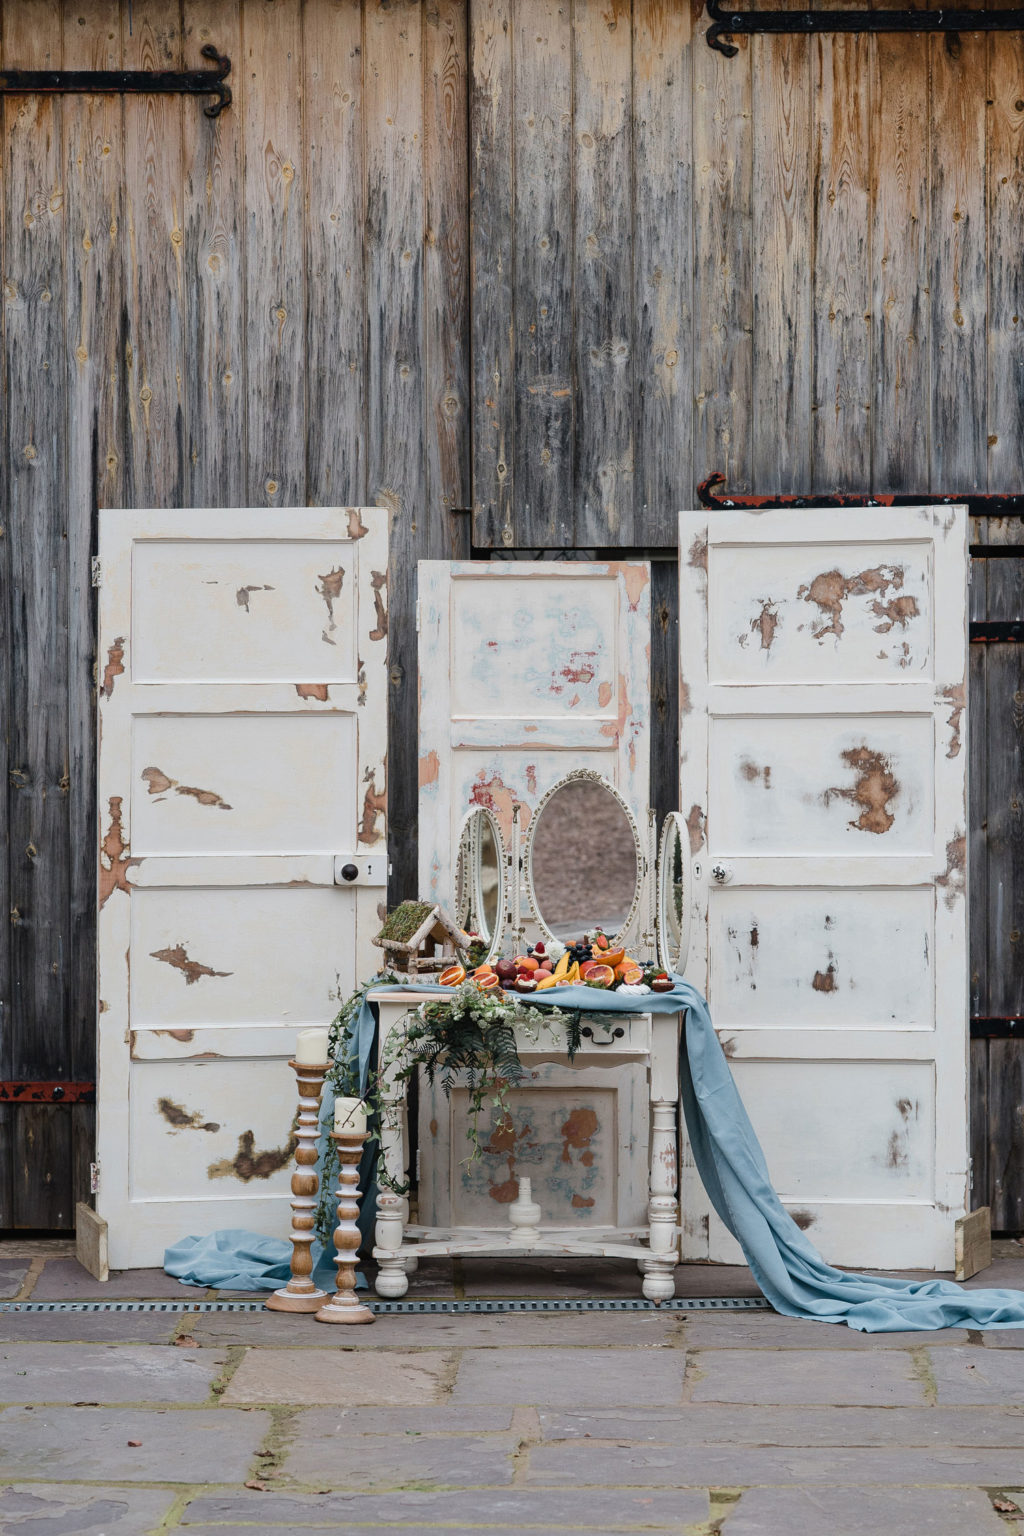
[659,817,685,969]
[455,808,502,942]
[530,777,639,940]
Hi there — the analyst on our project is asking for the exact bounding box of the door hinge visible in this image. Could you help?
[968,1155,974,1191]
[415,598,421,633]
[90,556,102,587]
[89,1161,100,1194]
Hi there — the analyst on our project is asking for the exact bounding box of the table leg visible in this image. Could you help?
[374,1190,409,1297]
[643,1098,678,1303]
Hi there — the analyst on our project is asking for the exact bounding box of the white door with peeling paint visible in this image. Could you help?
[96,508,389,1269]
[417,560,651,903]
[679,506,968,1270]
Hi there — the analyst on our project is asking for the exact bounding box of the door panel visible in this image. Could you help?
[97,507,388,1267]
[680,506,968,1270]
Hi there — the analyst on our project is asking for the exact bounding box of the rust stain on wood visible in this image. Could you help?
[150,943,233,986]
[154,1029,195,1043]
[359,763,387,844]
[560,1106,599,1163]
[236,584,274,611]
[317,565,345,645]
[208,1128,297,1182]
[739,759,771,788]
[158,1097,220,1133]
[687,533,708,572]
[419,748,440,788]
[790,1208,816,1230]
[686,803,705,854]
[99,796,139,907]
[797,565,913,642]
[141,766,232,810]
[597,680,613,708]
[941,682,966,759]
[824,746,899,834]
[812,960,838,993]
[347,508,369,539]
[606,561,650,611]
[936,831,966,909]
[101,637,126,698]
[469,770,522,841]
[482,1116,530,1204]
[369,569,388,642]
[295,683,329,702]
[750,599,779,652]
[571,1192,595,1208]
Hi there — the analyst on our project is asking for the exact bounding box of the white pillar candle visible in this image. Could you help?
[295,1027,330,1065]
[334,1096,367,1135]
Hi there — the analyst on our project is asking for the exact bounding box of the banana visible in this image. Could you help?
[553,951,570,981]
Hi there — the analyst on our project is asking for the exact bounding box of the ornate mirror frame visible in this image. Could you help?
[656,811,689,976]
[453,805,510,963]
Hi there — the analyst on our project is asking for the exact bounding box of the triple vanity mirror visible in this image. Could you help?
[454,769,691,975]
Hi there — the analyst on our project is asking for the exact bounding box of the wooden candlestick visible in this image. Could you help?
[265,1059,330,1313]
[315,1129,375,1324]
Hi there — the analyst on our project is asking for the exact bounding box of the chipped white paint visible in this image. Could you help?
[96,507,389,1268]
[417,561,651,905]
[679,506,969,1271]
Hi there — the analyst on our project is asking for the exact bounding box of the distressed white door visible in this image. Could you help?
[679,506,968,1271]
[96,508,389,1268]
[417,561,651,901]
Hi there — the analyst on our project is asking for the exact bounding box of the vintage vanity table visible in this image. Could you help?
[371,772,693,1302]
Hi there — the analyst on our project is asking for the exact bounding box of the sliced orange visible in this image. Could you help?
[473,963,495,978]
[475,972,501,992]
[604,948,625,969]
[620,964,645,985]
[579,960,599,980]
[585,963,615,988]
[439,964,466,987]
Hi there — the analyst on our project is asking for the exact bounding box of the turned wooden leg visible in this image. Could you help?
[643,1099,678,1304]
[315,1131,374,1324]
[374,1190,409,1297]
[266,1060,330,1313]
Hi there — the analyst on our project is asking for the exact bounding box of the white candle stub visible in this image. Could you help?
[295,1028,330,1065]
[334,1096,367,1135]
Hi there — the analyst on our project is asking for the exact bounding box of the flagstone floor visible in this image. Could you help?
[2,1240,1024,1535]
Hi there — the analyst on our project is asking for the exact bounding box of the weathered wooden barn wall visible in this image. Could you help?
[1,0,1023,1227]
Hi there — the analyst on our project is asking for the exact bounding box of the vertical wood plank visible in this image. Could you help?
[633,0,692,543]
[63,0,125,1130]
[812,34,870,492]
[650,557,679,828]
[929,29,987,491]
[750,32,811,492]
[470,0,513,548]
[14,1106,75,1231]
[988,1040,1024,1231]
[513,0,573,545]
[870,37,928,490]
[122,0,187,505]
[4,1,73,1225]
[969,1037,988,1213]
[968,634,987,1021]
[574,0,633,544]
[304,0,366,506]
[985,640,1024,1022]
[183,0,245,505]
[424,0,471,548]
[692,16,753,492]
[244,0,304,506]
[0,4,10,1228]
[987,35,1024,500]
[365,0,425,900]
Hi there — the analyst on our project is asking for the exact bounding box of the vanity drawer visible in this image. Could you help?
[514,1011,651,1057]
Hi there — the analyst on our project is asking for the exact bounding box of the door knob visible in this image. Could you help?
[710,862,732,884]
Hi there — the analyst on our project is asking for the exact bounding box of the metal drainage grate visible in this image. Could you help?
[1,1295,769,1315]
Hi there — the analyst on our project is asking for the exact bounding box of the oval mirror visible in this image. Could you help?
[657,812,688,975]
[454,807,504,951]
[526,773,641,943]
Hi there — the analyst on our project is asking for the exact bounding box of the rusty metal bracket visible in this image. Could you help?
[697,474,1024,519]
[0,1081,95,1104]
[971,1017,1024,1037]
[970,622,1024,642]
[0,44,231,118]
[706,0,1024,54]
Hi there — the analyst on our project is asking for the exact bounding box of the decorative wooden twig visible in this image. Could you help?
[316,1129,375,1324]
[265,1059,330,1313]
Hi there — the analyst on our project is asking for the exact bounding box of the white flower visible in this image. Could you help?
[544,938,566,964]
[617,983,651,995]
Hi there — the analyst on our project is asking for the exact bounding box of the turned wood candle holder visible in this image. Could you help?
[316,1129,374,1325]
[265,1059,330,1313]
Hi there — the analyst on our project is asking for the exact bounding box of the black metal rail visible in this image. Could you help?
[706,0,1024,55]
[697,473,1024,518]
[0,1081,95,1104]
[0,44,231,118]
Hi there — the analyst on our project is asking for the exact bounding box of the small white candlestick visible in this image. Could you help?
[295,1027,330,1065]
[316,1129,374,1325]
[508,1177,542,1246]
[334,1095,367,1135]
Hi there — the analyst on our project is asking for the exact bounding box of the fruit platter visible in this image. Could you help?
[438,930,676,997]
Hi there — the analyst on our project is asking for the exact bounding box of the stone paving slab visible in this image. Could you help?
[0,1342,226,1404]
[281,1430,519,1489]
[0,1405,270,1482]
[222,1347,453,1406]
[525,1439,1024,1487]
[982,1329,1024,1348]
[177,1488,710,1527]
[720,1484,1008,1535]
[538,1403,1024,1445]
[451,1347,687,1407]
[0,1310,181,1343]
[681,1314,970,1348]
[0,1483,180,1534]
[929,1345,1024,1404]
[689,1348,926,1405]
[193,1308,683,1350]
[294,1404,515,1433]
[28,1259,201,1300]
[458,1258,762,1299]
[0,1263,27,1300]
